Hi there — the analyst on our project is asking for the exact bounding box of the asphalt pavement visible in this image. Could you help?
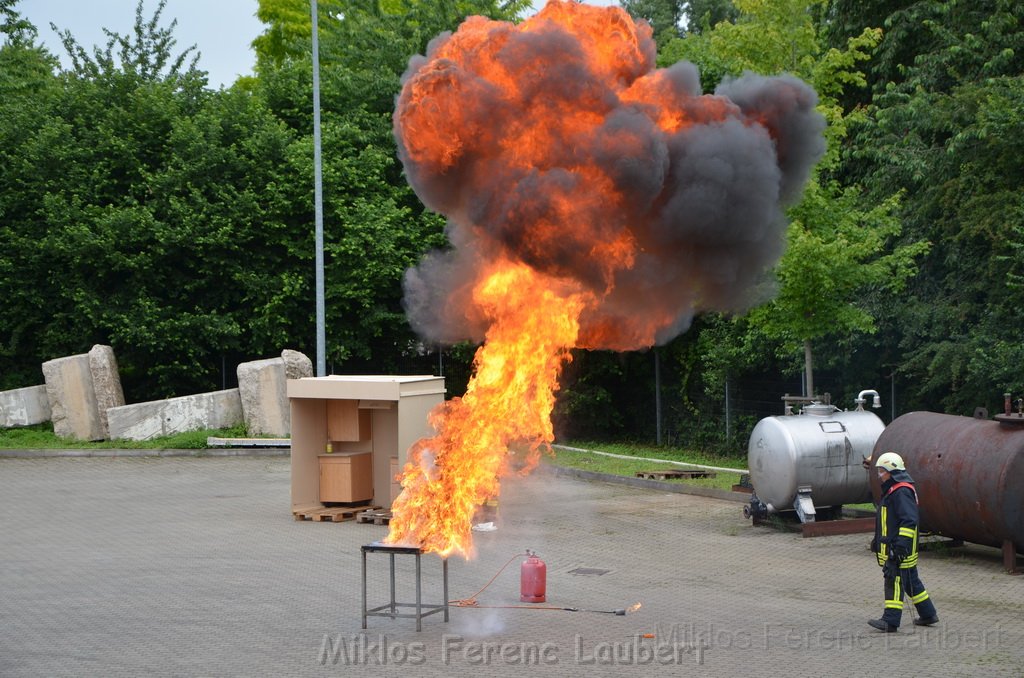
[1,455,1021,677]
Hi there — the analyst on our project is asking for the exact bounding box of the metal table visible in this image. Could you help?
[361,542,449,631]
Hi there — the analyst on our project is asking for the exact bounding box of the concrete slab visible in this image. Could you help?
[40,345,125,440]
[236,350,313,437]
[42,353,103,440]
[0,385,51,427]
[0,457,1020,677]
[106,389,243,440]
[237,357,290,436]
[88,344,125,438]
[206,436,290,448]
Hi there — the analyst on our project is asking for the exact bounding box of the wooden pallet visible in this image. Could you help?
[732,472,754,493]
[801,516,875,538]
[635,469,717,480]
[293,504,380,523]
[356,509,393,526]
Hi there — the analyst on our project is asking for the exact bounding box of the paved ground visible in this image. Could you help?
[1,455,1021,677]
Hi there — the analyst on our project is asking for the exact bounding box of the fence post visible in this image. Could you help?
[654,349,662,446]
[725,375,731,442]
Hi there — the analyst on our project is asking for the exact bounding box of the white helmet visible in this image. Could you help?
[875,452,905,472]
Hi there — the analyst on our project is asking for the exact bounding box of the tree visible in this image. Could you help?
[659,0,927,400]
[0,1,59,388]
[252,0,531,75]
[620,0,685,42]
[252,0,345,74]
[0,0,56,90]
[836,0,1024,412]
[747,183,927,396]
[2,0,535,399]
[0,1,303,398]
[682,0,738,34]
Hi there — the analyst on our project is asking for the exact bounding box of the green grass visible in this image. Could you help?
[0,422,250,450]
[545,441,748,492]
[546,442,878,511]
[556,440,748,468]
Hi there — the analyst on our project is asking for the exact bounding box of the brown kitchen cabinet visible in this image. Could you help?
[319,452,373,503]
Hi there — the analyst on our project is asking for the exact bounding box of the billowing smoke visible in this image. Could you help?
[395,1,826,350]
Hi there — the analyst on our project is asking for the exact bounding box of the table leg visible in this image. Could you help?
[361,548,367,629]
[415,553,422,632]
[443,557,449,622]
[389,553,396,615]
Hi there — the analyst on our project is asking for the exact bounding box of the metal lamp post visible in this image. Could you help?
[311,0,326,376]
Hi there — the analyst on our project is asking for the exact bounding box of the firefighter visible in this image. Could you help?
[868,451,939,632]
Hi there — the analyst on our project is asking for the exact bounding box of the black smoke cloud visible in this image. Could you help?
[395,8,826,349]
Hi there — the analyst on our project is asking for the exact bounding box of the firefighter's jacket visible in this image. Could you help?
[873,470,920,569]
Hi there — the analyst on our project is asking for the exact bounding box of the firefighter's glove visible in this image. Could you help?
[882,558,900,580]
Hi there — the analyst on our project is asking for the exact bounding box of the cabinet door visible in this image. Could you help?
[327,399,371,441]
[319,454,373,502]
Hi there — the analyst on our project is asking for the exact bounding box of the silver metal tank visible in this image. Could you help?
[746,398,884,521]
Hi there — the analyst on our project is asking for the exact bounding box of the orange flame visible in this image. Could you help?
[386,0,824,557]
[386,262,593,557]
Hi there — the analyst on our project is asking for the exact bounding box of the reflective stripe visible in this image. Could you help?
[885,602,904,609]
[888,574,903,605]
[911,590,930,604]
[878,506,889,564]
[879,504,921,565]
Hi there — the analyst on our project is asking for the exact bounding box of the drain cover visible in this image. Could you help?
[568,567,611,576]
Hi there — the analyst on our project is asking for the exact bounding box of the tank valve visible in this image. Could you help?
[744,495,768,521]
[855,389,882,411]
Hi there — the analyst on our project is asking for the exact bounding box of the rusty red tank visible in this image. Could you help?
[871,411,1024,557]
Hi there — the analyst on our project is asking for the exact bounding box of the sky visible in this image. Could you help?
[16,0,621,90]
[17,0,265,89]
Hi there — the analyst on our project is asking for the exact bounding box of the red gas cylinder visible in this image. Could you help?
[520,552,547,603]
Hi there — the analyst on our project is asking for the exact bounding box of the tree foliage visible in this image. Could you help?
[1,1,299,396]
[650,0,927,403]
[0,0,468,399]
[3,0,1024,440]
[252,0,531,74]
[620,0,685,42]
[833,0,1024,412]
[682,0,739,34]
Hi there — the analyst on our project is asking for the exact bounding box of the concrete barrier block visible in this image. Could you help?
[237,358,288,437]
[0,385,52,427]
[42,354,104,440]
[107,389,243,441]
[88,344,125,438]
[41,344,125,440]
[282,349,313,381]
[237,349,313,437]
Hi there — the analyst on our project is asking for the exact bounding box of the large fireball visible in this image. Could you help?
[386,0,825,557]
